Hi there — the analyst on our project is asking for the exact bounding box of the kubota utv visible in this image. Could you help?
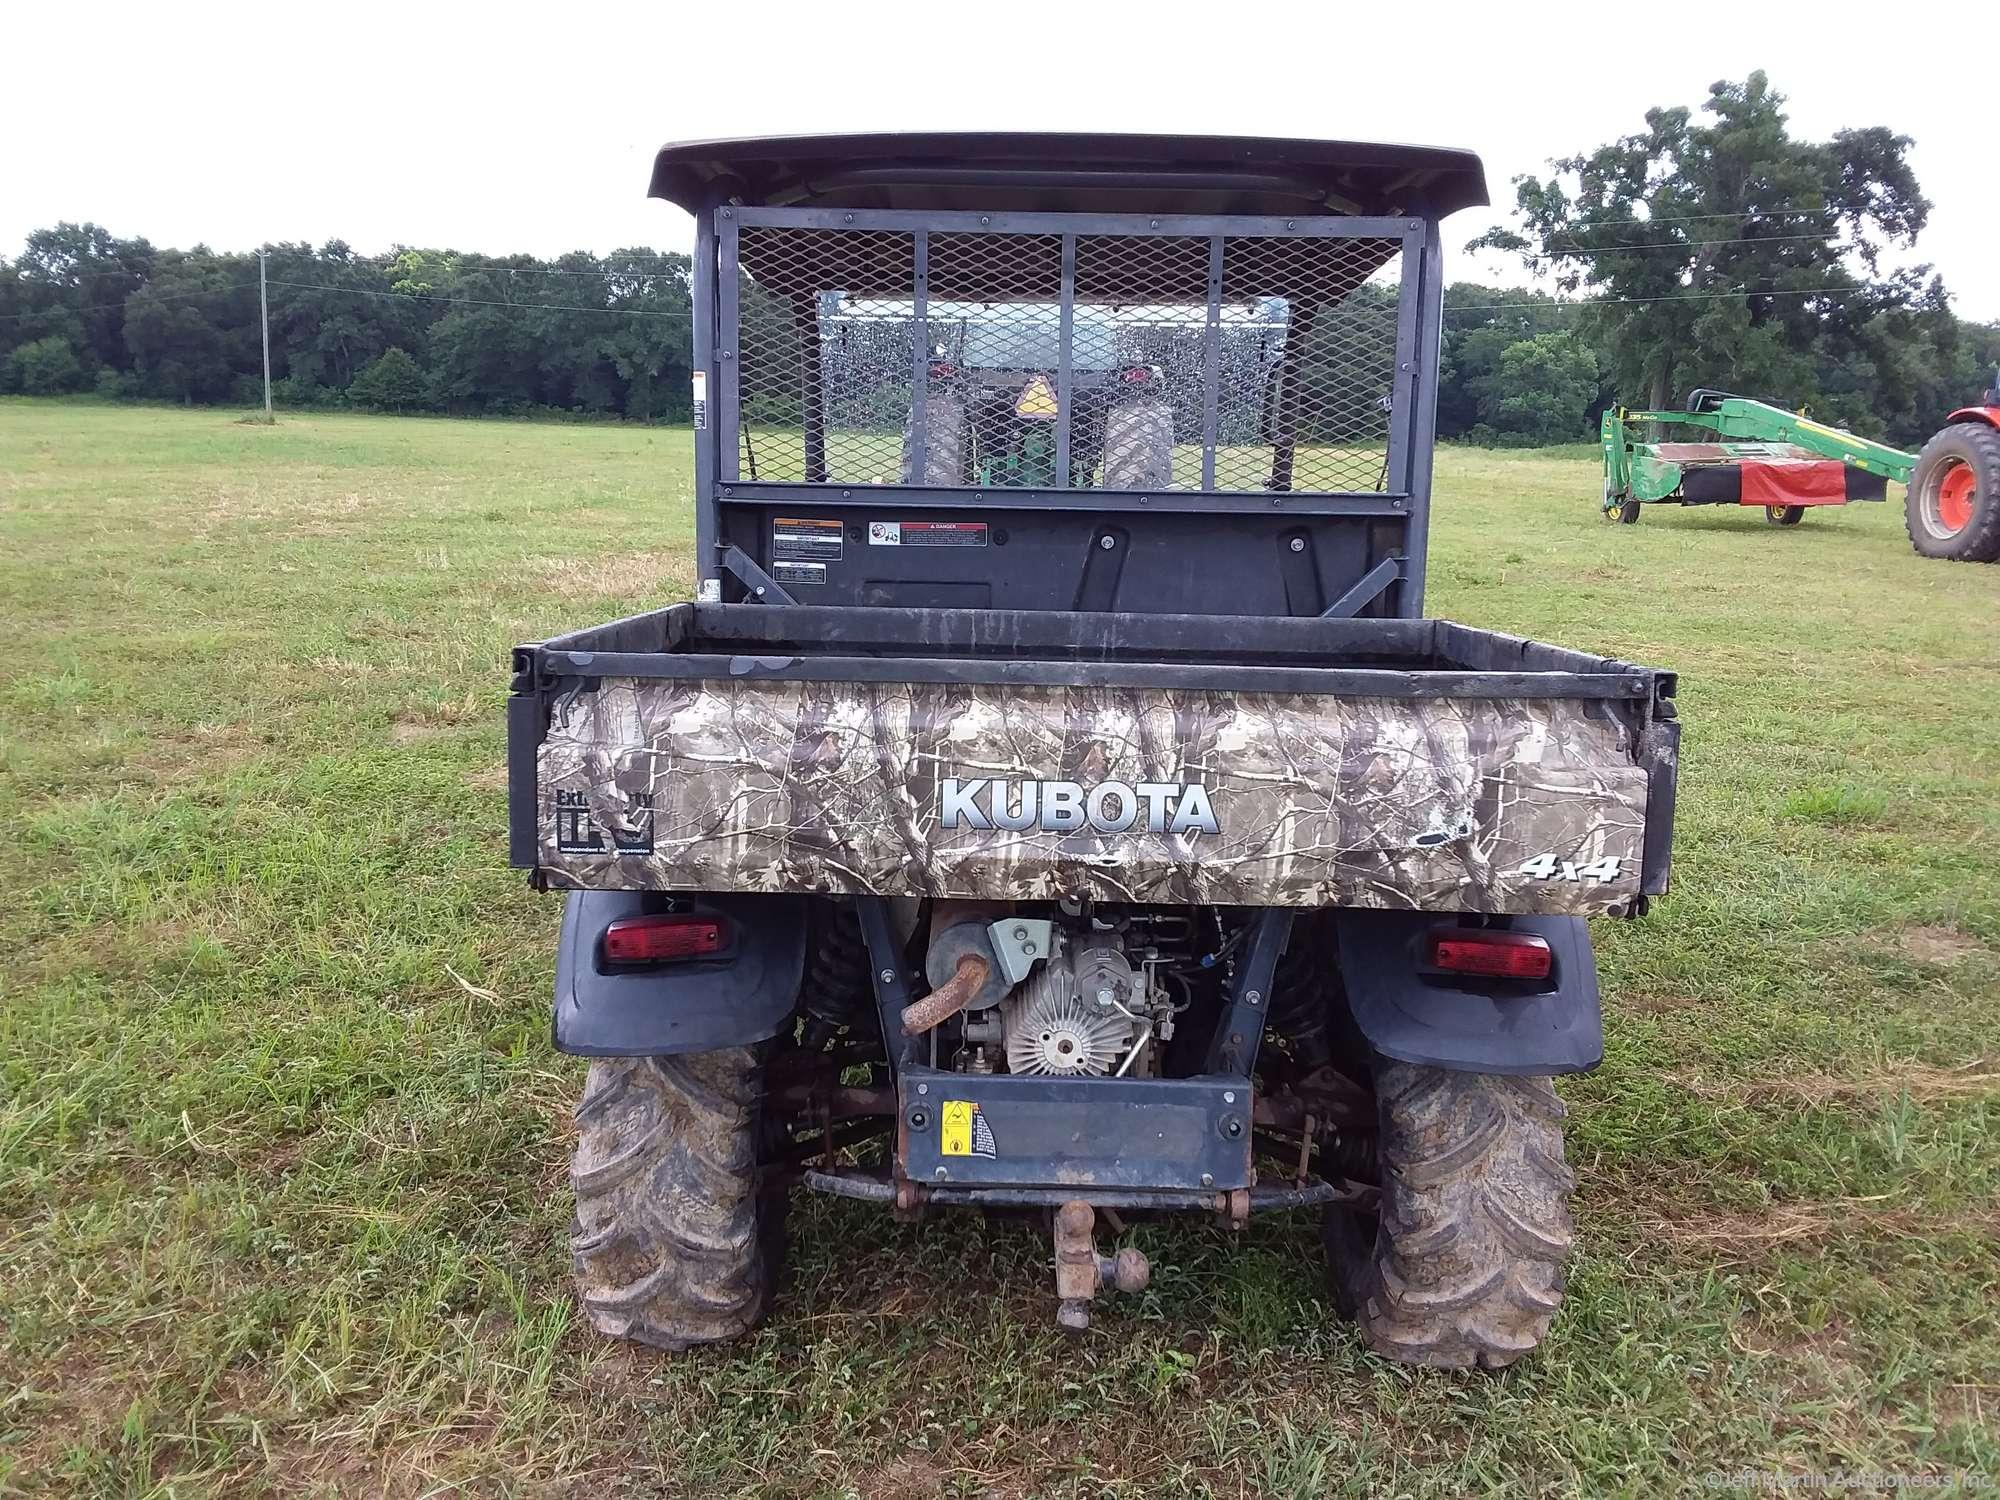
[1602,384,2000,561]
[508,135,1681,1369]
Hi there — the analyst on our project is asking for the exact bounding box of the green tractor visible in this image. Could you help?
[1601,385,2000,561]
[897,301,1192,491]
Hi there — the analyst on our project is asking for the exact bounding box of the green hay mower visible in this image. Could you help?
[1601,387,2000,561]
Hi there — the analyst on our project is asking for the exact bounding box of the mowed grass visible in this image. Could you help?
[2,398,1998,1497]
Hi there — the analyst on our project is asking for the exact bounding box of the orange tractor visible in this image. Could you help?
[1907,385,2000,561]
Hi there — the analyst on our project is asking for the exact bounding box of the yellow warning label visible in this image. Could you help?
[941,1100,974,1156]
[1014,374,1058,419]
[939,1100,996,1157]
[1794,416,1864,450]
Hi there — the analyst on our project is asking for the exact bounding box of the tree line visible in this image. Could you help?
[0,231,699,422]
[2,75,1993,448]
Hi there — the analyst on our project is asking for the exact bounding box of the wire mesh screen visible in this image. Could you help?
[731,221,1406,493]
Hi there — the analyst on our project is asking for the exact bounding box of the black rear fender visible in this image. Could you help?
[1330,910,1603,1076]
[553,890,805,1057]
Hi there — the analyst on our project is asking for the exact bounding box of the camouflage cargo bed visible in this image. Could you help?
[508,605,1678,917]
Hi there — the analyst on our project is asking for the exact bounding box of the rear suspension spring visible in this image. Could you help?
[1266,922,1336,1067]
[799,900,878,1051]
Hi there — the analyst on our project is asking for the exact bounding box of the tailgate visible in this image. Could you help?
[510,606,1677,917]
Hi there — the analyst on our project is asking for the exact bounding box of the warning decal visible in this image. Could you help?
[868,520,988,548]
[940,1100,998,1158]
[770,560,825,586]
[691,370,707,430]
[772,517,844,561]
[1014,373,1058,419]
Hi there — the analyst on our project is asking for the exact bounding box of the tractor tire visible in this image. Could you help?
[1764,505,1806,527]
[900,396,968,486]
[1616,499,1641,524]
[1323,1063,1574,1370]
[1100,399,1174,490]
[1906,422,2000,562]
[569,1048,785,1351]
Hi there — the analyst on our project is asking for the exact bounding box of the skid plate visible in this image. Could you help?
[897,1067,1252,1191]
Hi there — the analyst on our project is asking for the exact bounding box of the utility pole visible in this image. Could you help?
[258,249,273,423]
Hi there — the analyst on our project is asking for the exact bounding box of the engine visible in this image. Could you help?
[1002,941,1144,1075]
[930,912,1190,1077]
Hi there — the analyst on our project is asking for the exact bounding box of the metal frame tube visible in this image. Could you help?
[1205,909,1292,1075]
[731,207,1417,238]
[710,482,1406,514]
[1055,234,1076,488]
[799,1172,1347,1214]
[908,231,929,483]
[1399,213,1447,616]
[690,202,720,598]
[1200,236,1224,492]
[716,211,741,487]
[798,292,827,484]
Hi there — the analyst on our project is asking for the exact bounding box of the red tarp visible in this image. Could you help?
[1738,459,1847,507]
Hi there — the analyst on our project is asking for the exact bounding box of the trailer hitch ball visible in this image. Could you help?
[1052,1200,1151,1333]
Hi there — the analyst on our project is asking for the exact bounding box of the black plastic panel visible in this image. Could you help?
[897,1067,1253,1190]
[1331,910,1603,1075]
[552,890,806,1057]
[721,502,1400,616]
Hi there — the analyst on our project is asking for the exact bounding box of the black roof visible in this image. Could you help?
[649,133,1488,220]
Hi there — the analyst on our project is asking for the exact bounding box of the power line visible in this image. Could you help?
[317,254,691,280]
[20,252,694,287]
[263,279,693,319]
[1440,284,1875,317]
[1502,230,1856,259]
[1503,205,1848,227]
[355,256,690,278]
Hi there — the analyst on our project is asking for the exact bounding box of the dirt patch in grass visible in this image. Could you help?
[19,909,242,989]
[531,550,682,599]
[1889,924,1985,966]
[1619,990,1707,1016]
[1640,1196,2000,1256]
[193,486,381,538]
[1668,1058,2000,1106]
[123,723,266,786]
[1934,1381,1998,1434]
[388,695,484,742]
[464,760,508,792]
[388,717,448,746]
[243,1434,446,1500]
[3,1346,156,1477]
[1734,1318,1863,1381]
[866,1452,957,1500]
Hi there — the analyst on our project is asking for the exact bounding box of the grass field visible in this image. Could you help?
[2,398,1998,1497]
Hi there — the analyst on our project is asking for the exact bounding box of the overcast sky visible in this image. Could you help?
[5,2,1989,321]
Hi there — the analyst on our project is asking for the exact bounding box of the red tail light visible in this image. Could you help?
[1427,928,1553,980]
[603,914,728,964]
